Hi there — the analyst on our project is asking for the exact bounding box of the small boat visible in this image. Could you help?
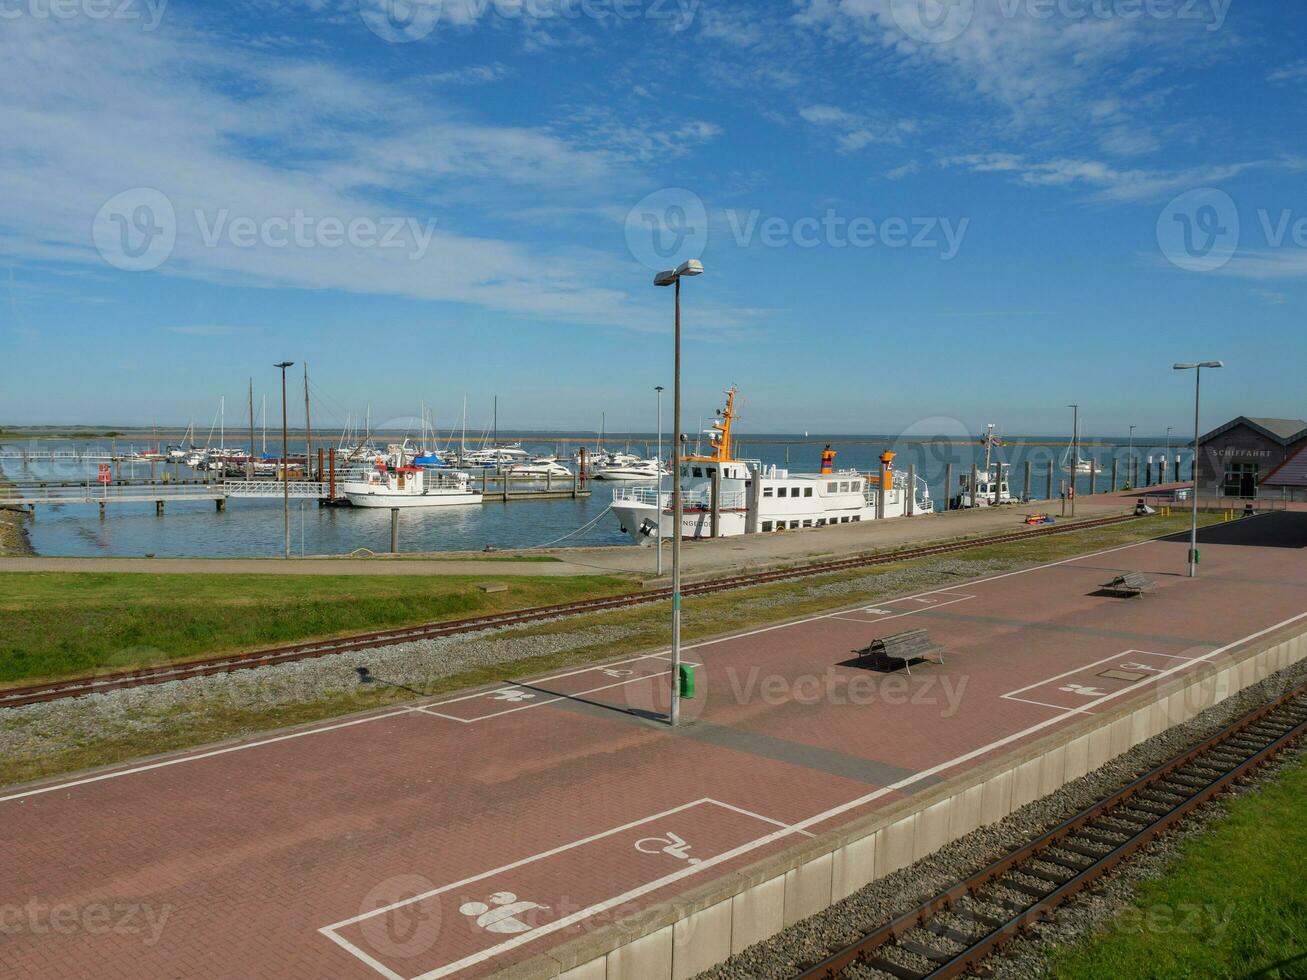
[343,463,482,508]
[1062,419,1094,474]
[504,457,572,478]
[591,453,662,481]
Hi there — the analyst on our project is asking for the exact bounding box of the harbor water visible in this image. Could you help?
[1,436,1187,558]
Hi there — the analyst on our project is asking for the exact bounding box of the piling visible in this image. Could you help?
[906,463,916,516]
[1146,457,1154,485]
[390,508,399,553]
[1111,458,1118,492]
[878,460,889,519]
[98,501,105,519]
[571,468,578,499]
[1023,460,1032,502]
[1089,459,1098,496]
[993,462,1003,506]
[944,463,954,510]
[710,468,721,537]
[969,464,978,510]
[1046,460,1054,501]
[156,500,164,515]
[329,449,337,501]
[216,498,226,513]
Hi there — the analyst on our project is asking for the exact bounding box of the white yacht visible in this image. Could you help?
[610,389,931,543]
[343,464,482,508]
[591,453,663,481]
[505,457,573,478]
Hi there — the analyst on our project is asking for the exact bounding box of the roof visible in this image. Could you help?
[1262,443,1307,487]
[1198,416,1307,446]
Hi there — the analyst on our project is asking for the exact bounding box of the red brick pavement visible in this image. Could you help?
[4,514,1307,979]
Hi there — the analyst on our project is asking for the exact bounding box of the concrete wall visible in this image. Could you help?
[503,626,1307,980]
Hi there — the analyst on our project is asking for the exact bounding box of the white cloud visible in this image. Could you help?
[1268,60,1307,84]
[0,16,709,329]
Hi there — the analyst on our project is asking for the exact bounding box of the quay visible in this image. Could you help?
[3,513,1306,979]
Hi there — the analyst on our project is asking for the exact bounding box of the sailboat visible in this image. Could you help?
[1062,418,1094,475]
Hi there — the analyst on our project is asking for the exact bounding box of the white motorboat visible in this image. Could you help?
[954,423,1017,507]
[343,464,482,507]
[504,457,573,478]
[591,453,663,481]
[611,388,931,542]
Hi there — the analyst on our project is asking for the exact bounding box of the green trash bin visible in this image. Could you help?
[678,663,695,698]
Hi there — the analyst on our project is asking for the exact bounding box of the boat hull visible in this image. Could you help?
[345,490,482,508]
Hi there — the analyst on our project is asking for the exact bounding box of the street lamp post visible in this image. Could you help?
[1068,404,1079,517]
[1127,424,1135,486]
[655,385,664,577]
[654,259,704,726]
[1165,426,1173,483]
[274,361,294,559]
[1173,361,1223,578]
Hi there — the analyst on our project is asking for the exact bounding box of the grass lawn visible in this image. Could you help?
[0,572,632,688]
[1049,753,1307,980]
[0,512,1220,787]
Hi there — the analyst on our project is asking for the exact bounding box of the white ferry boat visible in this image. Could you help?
[343,463,482,508]
[610,389,930,543]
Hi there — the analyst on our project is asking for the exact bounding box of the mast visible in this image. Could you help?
[303,362,313,479]
[461,395,467,456]
[248,379,255,476]
[261,396,267,454]
[493,394,498,448]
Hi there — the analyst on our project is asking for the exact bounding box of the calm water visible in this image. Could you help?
[2,435,1188,558]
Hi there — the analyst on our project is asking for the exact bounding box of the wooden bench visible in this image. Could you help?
[1101,571,1156,598]
[855,628,944,675]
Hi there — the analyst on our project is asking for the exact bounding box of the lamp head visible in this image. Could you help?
[653,270,677,287]
[675,259,704,277]
[274,361,294,369]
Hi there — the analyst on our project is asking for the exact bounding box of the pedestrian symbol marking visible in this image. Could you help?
[457,892,549,934]
[491,689,536,703]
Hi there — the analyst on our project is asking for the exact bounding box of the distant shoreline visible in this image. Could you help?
[0,429,1187,448]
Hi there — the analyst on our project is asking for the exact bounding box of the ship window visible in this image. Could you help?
[841,516,850,523]
[762,521,773,532]
[839,481,850,492]
[852,515,861,522]
[803,487,813,498]
[777,487,787,497]
[790,520,800,529]
[763,487,773,497]
[693,467,703,478]
[802,519,813,527]
[827,482,838,493]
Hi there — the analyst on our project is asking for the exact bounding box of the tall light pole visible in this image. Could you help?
[1174,361,1223,578]
[655,384,664,577]
[1127,424,1136,488]
[654,259,704,726]
[1165,426,1173,483]
[275,361,294,559]
[1068,403,1079,517]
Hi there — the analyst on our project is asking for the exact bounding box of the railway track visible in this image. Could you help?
[1,512,1139,710]
[796,679,1307,980]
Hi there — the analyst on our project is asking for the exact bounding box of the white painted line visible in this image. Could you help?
[1000,649,1192,701]
[785,607,1307,838]
[1002,695,1100,715]
[0,530,1197,803]
[413,666,705,725]
[320,798,805,980]
[828,592,977,626]
[0,706,423,804]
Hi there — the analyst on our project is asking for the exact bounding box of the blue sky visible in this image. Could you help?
[0,0,1304,437]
